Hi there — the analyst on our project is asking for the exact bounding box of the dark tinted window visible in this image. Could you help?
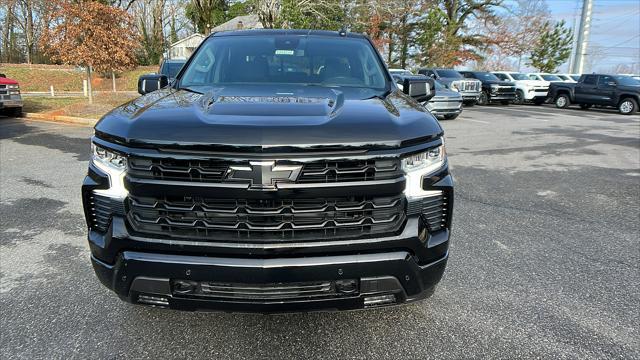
[598,75,615,86]
[181,35,387,91]
[614,75,640,86]
[494,73,508,81]
[582,75,597,85]
[161,61,185,78]
[436,69,462,78]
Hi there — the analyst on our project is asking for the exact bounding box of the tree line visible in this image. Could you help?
[0,0,574,73]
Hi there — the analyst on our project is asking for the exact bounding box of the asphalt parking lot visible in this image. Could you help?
[1,104,639,359]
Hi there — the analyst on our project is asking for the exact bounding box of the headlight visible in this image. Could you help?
[8,84,19,89]
[402,143,447,200]
[91,143,128,198]
[92,143,127,169]
[402,144,446,173]
[449,83,459,92]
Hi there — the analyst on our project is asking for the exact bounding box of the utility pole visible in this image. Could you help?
[571,0,593,74]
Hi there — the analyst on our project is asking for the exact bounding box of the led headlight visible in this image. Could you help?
[402,143,447,200]
[91,143,128,198]
[449,83,459,92]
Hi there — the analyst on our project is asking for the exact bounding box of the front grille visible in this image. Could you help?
[455,80,479,91]
[128,156,401,184]
[128,194,406,242]
[406,192,448,232]
[496,86,516,94]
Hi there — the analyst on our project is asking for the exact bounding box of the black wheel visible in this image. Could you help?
[579,104,592,110]
[555,94,570,108]
[477,91,489,106]
[513,90,524,105]
[619,98,638,115]
[443,114,459,120]
[500,100,510,105]
[463,100,476,107]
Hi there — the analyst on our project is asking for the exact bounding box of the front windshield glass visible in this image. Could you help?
[436,69,462,78]
[180,35,389,98]
[434,80,446,90]
[509,73,529,80]
[475,72,500,81]
[614,76,640,86]
[542,74,562,81]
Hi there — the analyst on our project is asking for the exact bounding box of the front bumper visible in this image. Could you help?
[425,101,463,117]
[489,93,516,101]
[0,95,23,109]
[92,247,448,312]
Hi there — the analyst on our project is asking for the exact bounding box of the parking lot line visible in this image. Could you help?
[464,118,490,124]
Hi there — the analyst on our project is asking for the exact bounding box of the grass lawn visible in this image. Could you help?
[23,93,139,119]
[1,64,155,92]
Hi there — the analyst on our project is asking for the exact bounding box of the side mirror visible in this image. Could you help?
[402,76,435,102]
[138,74,168,95]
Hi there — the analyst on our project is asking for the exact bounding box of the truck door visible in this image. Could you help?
[575,75,597,103]
[596,75,617,105]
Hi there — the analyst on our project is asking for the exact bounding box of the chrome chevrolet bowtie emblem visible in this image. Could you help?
[225,161,302,190]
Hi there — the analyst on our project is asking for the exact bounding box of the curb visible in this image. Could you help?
[22,112,97,126]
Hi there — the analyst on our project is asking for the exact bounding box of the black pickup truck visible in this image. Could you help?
[458,71,517,105]
[82,29,453,313]
[549,74,639,114]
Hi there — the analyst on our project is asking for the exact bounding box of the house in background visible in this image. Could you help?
[167,33,205,60]
[210,14,263,33]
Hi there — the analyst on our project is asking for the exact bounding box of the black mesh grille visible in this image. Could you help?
[127,194,405,242]
[127,156,401,184]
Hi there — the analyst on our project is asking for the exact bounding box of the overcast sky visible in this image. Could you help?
[548,0,640,73]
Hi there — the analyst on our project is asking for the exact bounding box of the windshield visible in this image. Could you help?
[180,35,389,98]
[509,73,529,80]
[162,62,185,78]
[614,75,640,86]
[542,74,562,81]
[434,80,446,90]
[436,69,462,78]
[474,72,500,81]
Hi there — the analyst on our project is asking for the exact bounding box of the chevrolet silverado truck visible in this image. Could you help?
[459,71,516,105]
[82,30,453,312]
[492,71,548,105]
[418,68,481,106]
[0,74,23,117]
[549,74,640,114]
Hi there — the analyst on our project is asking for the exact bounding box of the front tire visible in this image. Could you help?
[555,94,570,108]
[618,98,638,115]
[513,90,525,105]
[477,91,489,106]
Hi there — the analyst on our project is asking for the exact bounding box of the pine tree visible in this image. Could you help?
[528,20,573,72]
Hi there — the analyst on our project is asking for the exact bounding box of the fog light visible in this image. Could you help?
[137,294,169,307]
[364,294,397,307]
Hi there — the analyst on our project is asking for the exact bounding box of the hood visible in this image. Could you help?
[95,86,443,150]
[431,88,462,100]
[0,77,19,85]
[514,79,549,87]
[481,80,515,86]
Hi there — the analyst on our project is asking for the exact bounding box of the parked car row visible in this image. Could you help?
[391,68,640,117]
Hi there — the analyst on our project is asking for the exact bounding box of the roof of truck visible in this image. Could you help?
[210,29,367,39]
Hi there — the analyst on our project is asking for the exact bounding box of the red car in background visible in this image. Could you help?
[0,73,23,117]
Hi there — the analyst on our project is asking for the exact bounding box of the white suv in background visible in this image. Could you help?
[493,71,549,105]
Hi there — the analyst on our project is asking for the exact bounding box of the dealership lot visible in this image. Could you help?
[1,105,638,359]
